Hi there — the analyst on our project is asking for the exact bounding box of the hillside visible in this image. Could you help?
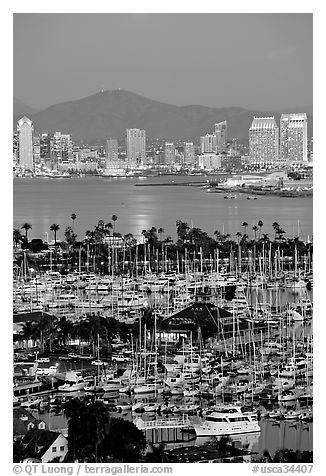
[13,90,313,142]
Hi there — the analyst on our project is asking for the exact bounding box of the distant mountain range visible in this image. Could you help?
[13,90,313,143]
[13,97,39,117]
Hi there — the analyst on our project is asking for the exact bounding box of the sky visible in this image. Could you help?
[14,13,312,112]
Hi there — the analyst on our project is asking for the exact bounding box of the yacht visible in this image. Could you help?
[194,405,261,437]
[58,371,87,392]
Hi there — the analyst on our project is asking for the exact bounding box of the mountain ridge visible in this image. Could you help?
[13,89,313,142]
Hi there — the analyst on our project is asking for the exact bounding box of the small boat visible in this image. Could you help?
[132,402,145,413]
[143,403,160,413]
[116,402,132,412]
[246,195,257,200]
[283,410,301,420]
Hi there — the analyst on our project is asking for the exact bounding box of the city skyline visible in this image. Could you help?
[13,13,312,112]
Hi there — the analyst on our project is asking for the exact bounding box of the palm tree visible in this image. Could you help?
[13,228,23,249]
[50,224,60,244]
[252,225,259,241]
[272,222,280,240]
[21,222,32,241]
[71,213,77,231]
[157,227,164,242]
[105,222,113,236]
[235,231,242,245]
[242,222,248,236]
[111,215,118,233]
[258,220,264,239]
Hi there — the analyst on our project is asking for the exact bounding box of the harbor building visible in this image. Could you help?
[249,117,279,166]
[198,153,222,171]
[164,142,176,165]
[184,142,196,166]
[280,113,308,165]
[200,133,218,154]
[51,132,73,167]
[17,116,34,170]
[214,121,227,153]
[106,138,119,165]
[126,128,146,165]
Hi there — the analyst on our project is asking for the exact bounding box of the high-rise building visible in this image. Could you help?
[280,113,307,164]
[106,139,119,164]
[200,133,218,154]
[249,117,279,166]
[33,135,41,165]
[214,121,227,153]
[40,133,51,161]
[126,129,146,164]
[52,132,73,165]
[184,142,195,165]
[17,116,34,170]
[164,142,175,165]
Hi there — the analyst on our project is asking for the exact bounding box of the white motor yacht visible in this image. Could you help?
[194,405,261,437]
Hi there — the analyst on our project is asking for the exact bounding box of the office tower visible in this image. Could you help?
[33,135,41,165]
[17,116,34,170]
[249,117,279,166]
[40,133,51,161]
[214,121,227,153]
[198,154,221,170]
[200,134,218,154]
[106,139,119,164]
[52,132,73,165]
[13,132,19,163]
[164,142,175,165]
[184,142,195,165]
[126,128,146,164]
[280,113,308,164]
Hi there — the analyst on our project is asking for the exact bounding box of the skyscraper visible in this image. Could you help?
[126,129,146,164]
[184,142,195,166]
[249,117,279,166]
[280,113,308,164]
[164,142,175,165]
[52,132,73,165]
[200,133,218,154]
[214,121,227,153]
[106,139,119,164]
[17,116,34,170]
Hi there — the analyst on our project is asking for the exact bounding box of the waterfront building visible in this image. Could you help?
[33,135,41,165]
[249,117,279,166]
[13,131,19,164]
[78,148,98,161]
[184,142,195,166]
[106,138,119,165]
[17,116,34,170]
[198,153,222,171]
[52,132,73,167]
[164,142,176,165]
[40,133,51,162]
[214,121,227,153]
[126,128,146,165]
[280,113,308,165]
[200,133,218,154]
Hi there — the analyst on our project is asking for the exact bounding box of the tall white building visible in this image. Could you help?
[106,139,119,165]
[280,113,307,164]
[17,116,34,170]
[164,142,175,165]
[249,117,279,166]
[214,121,227,153]
[126,129,146,164]
[200,133,218,154]
[184,142,195,166]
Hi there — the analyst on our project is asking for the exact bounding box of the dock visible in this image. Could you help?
[133,415,193,431]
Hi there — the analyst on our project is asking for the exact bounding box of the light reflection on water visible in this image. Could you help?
[13,176,313,242]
